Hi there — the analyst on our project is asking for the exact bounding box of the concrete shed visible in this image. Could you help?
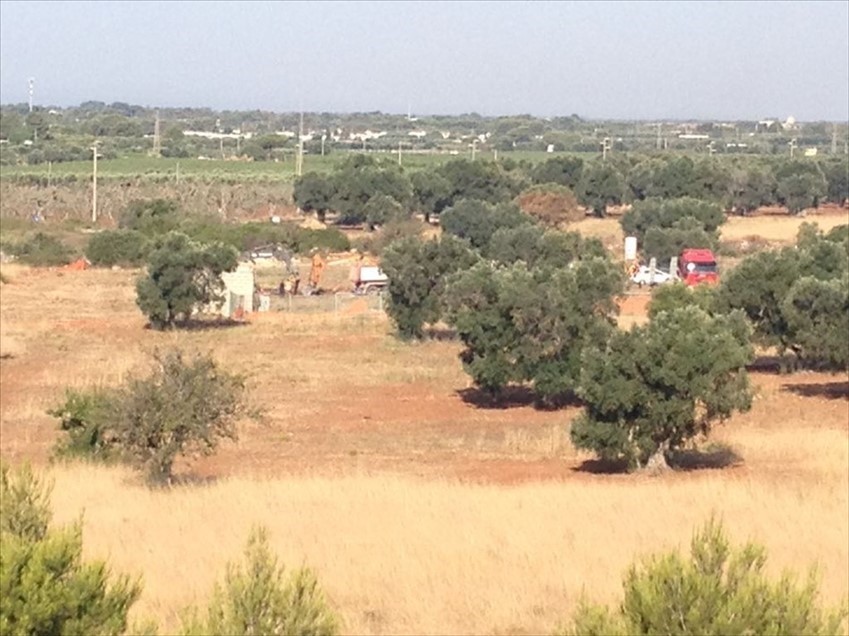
[220,262,255,318]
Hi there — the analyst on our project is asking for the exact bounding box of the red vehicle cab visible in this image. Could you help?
[678,249,719,286]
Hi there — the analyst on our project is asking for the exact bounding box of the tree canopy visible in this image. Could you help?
[571,306,753,470]
[444,257,623,404]
[381,235,480,339]
[135,231,238,329]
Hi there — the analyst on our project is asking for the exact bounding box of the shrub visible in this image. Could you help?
[86,229,150,267]
[5,232,74,266]
[109,349,252,484]
[0,464,142,635]
[488,225,606,268]
[353,219,423,257]
[515,183,584,226]
[50,349,255,484]
[647,282,717,319]
[181,526,338,636]
[135,231,238,329]
[120,198,180,236]
[295,227,350,253]
[571,307,753,470]
[179,220,350,256]
[563,517,847,636]
[49,389,118,461]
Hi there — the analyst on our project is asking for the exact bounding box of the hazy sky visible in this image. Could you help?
[1,1,847,121]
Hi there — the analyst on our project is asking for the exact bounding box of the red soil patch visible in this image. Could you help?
[618,293,651,316]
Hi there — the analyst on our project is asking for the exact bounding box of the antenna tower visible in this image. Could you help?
[28,78,34,113]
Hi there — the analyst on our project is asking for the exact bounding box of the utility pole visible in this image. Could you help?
[28,78,34,113]
[152,111,161,157]
[321,133,326,157]
[295,112,304,177]
[91,143,99,223]
[602,137,612,161]
[832,127,838,155]
[470,138,477,161]
[789,138,797,158]
[398,140,403,166]
[656,123,662,150]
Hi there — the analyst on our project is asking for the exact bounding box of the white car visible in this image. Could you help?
[630,266,672,287]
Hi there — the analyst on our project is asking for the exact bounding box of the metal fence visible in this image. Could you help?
[266,291,386,315]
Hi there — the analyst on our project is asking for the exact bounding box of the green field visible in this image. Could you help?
[0,150,598,182]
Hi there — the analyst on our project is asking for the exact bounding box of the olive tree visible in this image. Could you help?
[717,224,848,368]
[577,161,626,217]
[293,172,336,223]
[782,275,849,371]
[571,306,753,470]
[135,231,238,329]
[440,199,533,251]
[381,235,480,340]
[444,257,623,404]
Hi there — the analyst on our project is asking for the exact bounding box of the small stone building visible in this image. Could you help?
[220,262,255,318]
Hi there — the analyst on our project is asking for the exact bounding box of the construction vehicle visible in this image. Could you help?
[273,248,327,296]
[349,254,389,294]
[678,248,719,286]
[272,247,301,296]
[301,250,326,296]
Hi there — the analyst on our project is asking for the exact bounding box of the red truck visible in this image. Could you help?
[678,249,719,286]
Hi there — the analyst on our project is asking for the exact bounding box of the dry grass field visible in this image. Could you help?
[1,210,848,634]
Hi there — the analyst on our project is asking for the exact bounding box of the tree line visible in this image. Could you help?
[293,154,848,229]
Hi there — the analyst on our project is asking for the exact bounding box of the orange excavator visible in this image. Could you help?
[302,249,326,296]
[277,248,327,296]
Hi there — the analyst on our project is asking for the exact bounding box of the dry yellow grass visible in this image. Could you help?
[720,210,849,243]
[39,463,849,636]
[570,209,849,251]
